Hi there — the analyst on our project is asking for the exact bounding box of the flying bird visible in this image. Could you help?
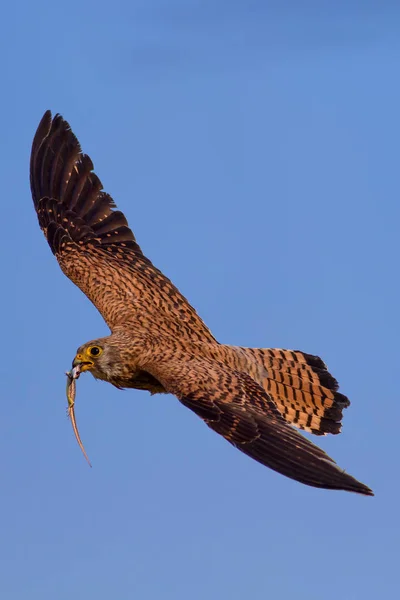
[30,111,373,496]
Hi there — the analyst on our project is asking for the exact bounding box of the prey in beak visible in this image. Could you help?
[65,364,92,467]
[72,354,94,372]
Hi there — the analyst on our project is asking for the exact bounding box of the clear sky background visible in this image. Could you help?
[1,1,399,598]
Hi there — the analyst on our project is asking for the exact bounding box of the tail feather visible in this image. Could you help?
[221,346,350,436]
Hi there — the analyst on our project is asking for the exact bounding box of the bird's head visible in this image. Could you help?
[72,337,120,381]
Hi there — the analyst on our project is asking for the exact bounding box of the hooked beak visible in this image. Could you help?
[72,354,94,373]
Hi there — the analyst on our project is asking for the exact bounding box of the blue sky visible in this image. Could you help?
[1,1,399,598]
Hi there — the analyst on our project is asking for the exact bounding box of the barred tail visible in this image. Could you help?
[221,346,350,436]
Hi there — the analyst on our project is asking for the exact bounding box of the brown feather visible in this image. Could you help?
[217,346,350,435]
[30,111,373,496]
[30,111,216,342]
[143,355,373,496]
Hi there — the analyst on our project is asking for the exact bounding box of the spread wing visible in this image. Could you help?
[144,356,373,495]
[30,110,215,342]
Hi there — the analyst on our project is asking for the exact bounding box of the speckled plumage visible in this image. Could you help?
[30,111,373,495]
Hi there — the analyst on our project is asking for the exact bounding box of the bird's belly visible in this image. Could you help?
[121,370,166,394]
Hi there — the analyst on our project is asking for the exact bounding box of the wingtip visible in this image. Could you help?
[358,485,374,497]
[38,109,53,132]
[344,477,374,497]
[35,110,70,141]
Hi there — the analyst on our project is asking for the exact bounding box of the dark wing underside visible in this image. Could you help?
[144,356,373,495]
[30,110,215,341]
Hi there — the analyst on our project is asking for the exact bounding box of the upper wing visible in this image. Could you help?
[30,111,216,342]
[143,356,373,495]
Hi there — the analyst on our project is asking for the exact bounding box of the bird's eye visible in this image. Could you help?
[88,346,102,357]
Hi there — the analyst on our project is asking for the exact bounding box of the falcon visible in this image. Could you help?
[30,111,373,496]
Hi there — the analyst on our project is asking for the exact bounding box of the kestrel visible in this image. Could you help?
[30,111,373,496]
